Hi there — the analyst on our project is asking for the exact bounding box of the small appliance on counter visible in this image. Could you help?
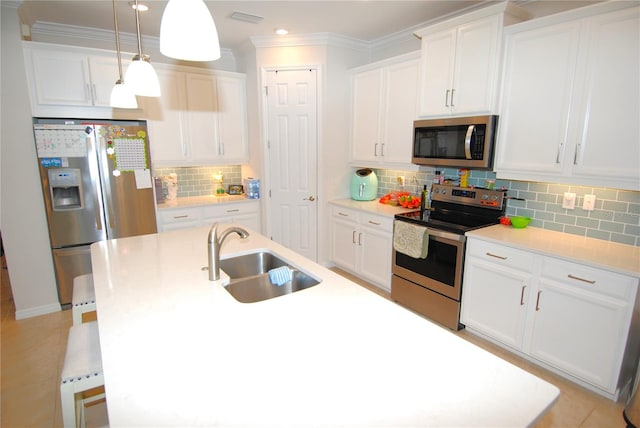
[244,178,260,199]
[350,168,378,201]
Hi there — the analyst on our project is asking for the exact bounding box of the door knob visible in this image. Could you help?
[304,196,316,202]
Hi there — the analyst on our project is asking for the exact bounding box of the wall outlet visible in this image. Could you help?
[562,192,576,209]
[583,194,596,211]
[397,176,405,186]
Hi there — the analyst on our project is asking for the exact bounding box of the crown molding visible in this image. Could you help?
[29,21,234,58]
[250,32,370,52]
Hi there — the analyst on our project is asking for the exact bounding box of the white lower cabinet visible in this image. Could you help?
[461,238,638,398]
[157,201,260,233]
[330,207,393,291]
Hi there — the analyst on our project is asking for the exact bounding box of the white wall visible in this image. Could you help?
[1,2,61,318]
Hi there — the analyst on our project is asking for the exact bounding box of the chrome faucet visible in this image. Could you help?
[208,223,250,281]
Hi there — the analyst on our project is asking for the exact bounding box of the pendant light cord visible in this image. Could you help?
[134,0,143,58]
[112,0,124,82]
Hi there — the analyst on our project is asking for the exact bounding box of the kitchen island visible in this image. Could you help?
[90,225,559,427]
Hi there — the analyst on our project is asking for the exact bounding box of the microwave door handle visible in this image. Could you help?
[464,125,475,159]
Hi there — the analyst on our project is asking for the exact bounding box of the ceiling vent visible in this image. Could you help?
[230,11,264,24]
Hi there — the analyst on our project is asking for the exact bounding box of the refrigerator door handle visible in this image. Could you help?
[94,193,103,230]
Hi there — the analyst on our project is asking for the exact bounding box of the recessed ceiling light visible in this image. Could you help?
[129,1,149,12]
[275,28,289,36]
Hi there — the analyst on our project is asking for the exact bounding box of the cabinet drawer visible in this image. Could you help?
[158,208,202,224]
[361,213,393,230]
[202,202,257,219]
[541,257,637,300]
[466,239,534,272]
[332,207,358,221]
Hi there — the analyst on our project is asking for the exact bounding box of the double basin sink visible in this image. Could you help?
[219,251,321,303]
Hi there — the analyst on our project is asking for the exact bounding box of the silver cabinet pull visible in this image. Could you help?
[486,252,507,260]
[352,230,356,244]
[374,143,378,157]
[450,88,455,107]
[535,291,542,311]
[573,144,581,165]
[520,285,526,306]
[338,212,349,217]
[556,142,564,164]
[173,214,189,219]
[381,143,385,157]
[226,209,239,213]
[368,220,381,226]
[445,89,450,107]
[358,232,362,246]
[568,274,596,284]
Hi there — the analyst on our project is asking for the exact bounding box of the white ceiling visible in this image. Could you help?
[17,1,600,51]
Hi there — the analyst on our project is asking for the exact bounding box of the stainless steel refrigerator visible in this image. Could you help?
[33,118,157,307]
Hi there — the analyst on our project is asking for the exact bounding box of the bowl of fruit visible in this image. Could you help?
[509,216,532,229]
[379,191,421,209]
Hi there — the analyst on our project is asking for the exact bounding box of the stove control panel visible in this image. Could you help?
[431,184,506,210]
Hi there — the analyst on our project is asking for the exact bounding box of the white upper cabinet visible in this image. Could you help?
[23,42,144,119]
[415,3,528,118]
[495,3,640,191]
[350,52,420,168]
[142,66,249,167]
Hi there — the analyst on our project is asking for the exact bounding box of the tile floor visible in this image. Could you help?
[0,258,628,427]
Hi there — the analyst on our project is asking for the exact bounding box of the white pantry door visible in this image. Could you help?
[265,68,318,261]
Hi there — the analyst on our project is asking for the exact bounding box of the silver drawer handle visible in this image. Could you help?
[226,209,240,213]
[568,274,596,284]
[520,285,526,306]
[338,212,349,217]
[368,221,381,225]
[486,252,507,260]
[173,215,189,219]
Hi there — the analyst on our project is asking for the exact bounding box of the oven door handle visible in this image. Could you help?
[464,125,475,159]
[424,227,466,243]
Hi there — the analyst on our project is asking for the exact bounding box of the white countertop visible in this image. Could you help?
[157,194,257,209]
[91,226,559,427]
[466,225,640,277]
[329,198,416,217]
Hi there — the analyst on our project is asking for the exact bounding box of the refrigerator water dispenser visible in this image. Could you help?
[49,168,83,210]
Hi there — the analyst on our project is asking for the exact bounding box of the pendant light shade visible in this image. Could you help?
[125,0,161,97]
[125,54,161,97]
[160,0,221,61]
[110,81,138,109]
[110,0,137,108]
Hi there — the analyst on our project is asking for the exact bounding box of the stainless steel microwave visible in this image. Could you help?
[412,115,498,169]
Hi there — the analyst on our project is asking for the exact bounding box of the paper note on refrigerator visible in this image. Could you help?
[134,169,152,189]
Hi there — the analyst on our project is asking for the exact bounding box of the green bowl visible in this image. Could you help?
[510,216,532,228]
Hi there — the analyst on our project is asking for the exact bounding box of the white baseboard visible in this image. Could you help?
[15,302,61,320]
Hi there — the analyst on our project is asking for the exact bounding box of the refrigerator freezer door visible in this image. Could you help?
[52,245,92,307]
[94,122,157,238]
[34,123,107,247]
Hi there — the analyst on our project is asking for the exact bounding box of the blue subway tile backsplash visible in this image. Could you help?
[373,168,640,247]
[154,166,243,198]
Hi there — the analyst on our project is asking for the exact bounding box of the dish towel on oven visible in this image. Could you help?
[393,220,429,259]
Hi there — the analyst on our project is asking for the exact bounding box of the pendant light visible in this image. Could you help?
[110,0,137,108]
[160,0,221,61]
[125,0,161,97]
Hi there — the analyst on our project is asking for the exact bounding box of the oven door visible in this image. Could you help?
[392,227,465,300]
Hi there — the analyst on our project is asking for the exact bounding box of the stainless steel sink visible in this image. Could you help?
[219,251,321,303]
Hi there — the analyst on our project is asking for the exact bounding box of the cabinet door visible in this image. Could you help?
[418,29,456,116]
[528,279,629,393]
[460,257,530,350]
[571,7,640,182]
[452,15,499,115]
[87,55,120,107]
[216,75,249,162]
[185,73,219,162]
[29,49,93,106]
[381,60,419,164]
[495,21,581,174]
[331,216,358,272]
[358,225,392,290]
[351,69,383,162]
[145,69,188,164]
